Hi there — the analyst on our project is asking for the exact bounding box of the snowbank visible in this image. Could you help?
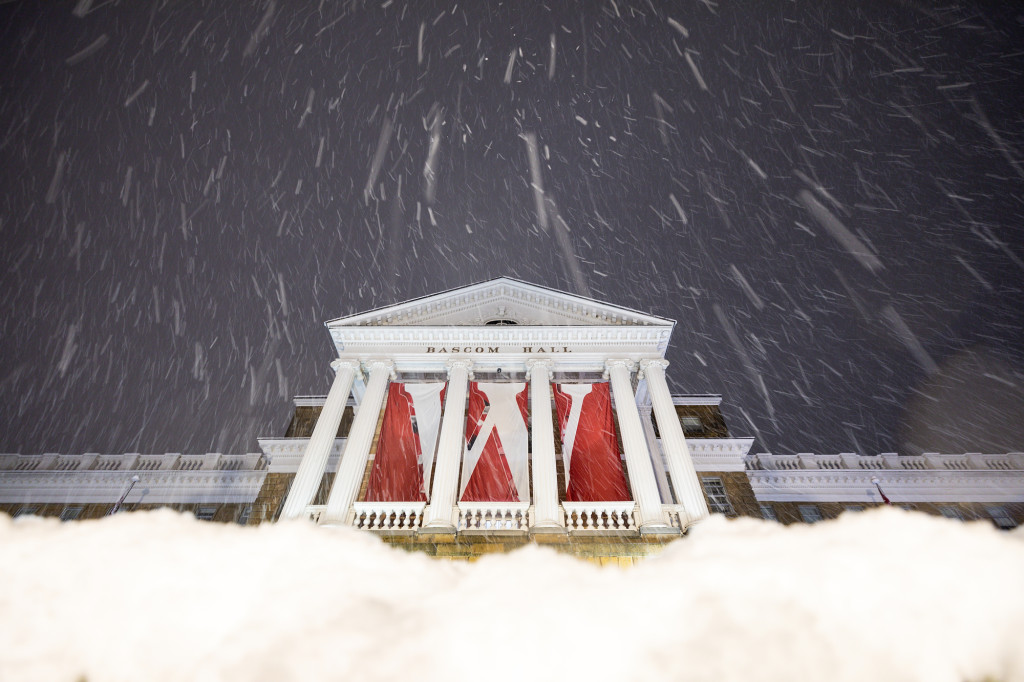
[1,509,1022,682]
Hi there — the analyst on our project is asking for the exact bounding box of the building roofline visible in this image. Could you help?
[323,276,675,327]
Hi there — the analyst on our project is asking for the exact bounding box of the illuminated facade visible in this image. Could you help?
[2,279,1021,561]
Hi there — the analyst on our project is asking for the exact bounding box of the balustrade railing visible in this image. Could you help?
[664,504,685,530]
[747,452,1024,472]
[563,502,636,531]
[318,501,654,532]
[349,502,425,531]
[312,500,702,533]
[457,502,530,531]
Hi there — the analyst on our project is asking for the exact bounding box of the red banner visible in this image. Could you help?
[364,382,445,502]
[553,382,631,501]
[459,382,530,502]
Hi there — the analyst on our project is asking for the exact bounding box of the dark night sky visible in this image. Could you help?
[2,0,1023,458]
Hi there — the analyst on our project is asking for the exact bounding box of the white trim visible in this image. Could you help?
[675,438,754,472]
[327,277,675,329]
[292,395,326,407]
[0,470,267,505]
[0,452,264,473]
[749,470,1024,503]
[746,452,1024,503]
[325,326,673,370]
[322,280,676,365]
[257,438,346,473]
[671,395,722,406]
[292,395,358,408]
[747,452,1024,473]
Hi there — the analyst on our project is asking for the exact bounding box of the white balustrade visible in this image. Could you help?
[663,504,685,530]
[305,505,326,523]
[457,502,530,531]
[746,451,1024,473]
[349,502,426,531]
[814,455,844,470]
[0,469,267,505]
[563,502,637,531]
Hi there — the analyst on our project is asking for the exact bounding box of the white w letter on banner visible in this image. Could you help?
[460,383,530,503]
[405,383,444,496]
[558,383,593,487]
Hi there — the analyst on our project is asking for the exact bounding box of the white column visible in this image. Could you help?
[641,359,710,525]
[321,359,395,524]
[527,359,562,531]
[421,358,472,531]
[279,359,361,520]
[640,406,673,503]
[605,359,670,530]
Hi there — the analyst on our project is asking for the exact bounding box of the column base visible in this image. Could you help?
[418,525,457,537]
[638,523,682,538]
[529,524,568,536]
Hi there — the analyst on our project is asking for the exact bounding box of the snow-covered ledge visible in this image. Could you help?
[257,438,346,473]
[682,438,755,472]
[746,452,1024,503]
[0,453,267,505]
[0,452,265,473]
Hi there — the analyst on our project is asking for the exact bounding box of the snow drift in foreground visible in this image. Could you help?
[2,509,1023,682]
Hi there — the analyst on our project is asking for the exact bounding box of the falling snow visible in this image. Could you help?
[0,1,1022,461]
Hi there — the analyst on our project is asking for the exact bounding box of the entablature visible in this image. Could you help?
[746,452,1024,503]
[327,324,672,362]
[258,438,345,473]
[682,438,754,472]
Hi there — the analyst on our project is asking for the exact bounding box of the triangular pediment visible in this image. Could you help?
[326,278,673,328]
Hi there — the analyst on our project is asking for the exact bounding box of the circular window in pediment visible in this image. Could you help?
[485,319,519,326]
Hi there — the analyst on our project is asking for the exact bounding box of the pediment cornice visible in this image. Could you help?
[327,278,674,329]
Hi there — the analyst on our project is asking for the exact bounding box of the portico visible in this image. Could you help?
[278,278,711,536]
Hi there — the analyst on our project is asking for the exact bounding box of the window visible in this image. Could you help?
[14,506,38,518]
[680,416,703,433]
[700,477,734,515]
[939,506,962,521]
[195,505,218,521]
[987,506,1016,530]
[60,506,83,521]
[799,505,823,523]
[237,505,252,525]
[846,505,864,513]
[759,504,777,521]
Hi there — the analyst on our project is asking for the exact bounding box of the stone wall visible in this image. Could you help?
[382,531,678,566]
[0,502,251,523]
[249,472,294,524]
[285,405,354,438]
[650,404,730,439]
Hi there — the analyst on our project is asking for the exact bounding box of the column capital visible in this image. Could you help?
[525,358,554,379]
[331,358,363,374]
[603,358,636,378]
[362,358,396,380]
[638,358,670,380]
[445,357,474,378]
